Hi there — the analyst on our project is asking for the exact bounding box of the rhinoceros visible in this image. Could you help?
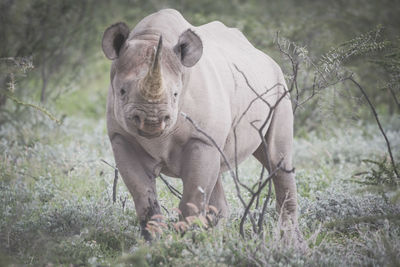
[102,9,300,241]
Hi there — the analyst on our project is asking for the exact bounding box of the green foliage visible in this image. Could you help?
[371,37,400,112]
[275,26,397,134]
[353,158,400,203]
[361,158,400,187]
[321,26,387,67]
[0,57,61,126]
[1,0,107,103]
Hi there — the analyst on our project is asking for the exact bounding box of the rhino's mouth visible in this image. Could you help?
[127,114,167,139]
[138,129,164,138]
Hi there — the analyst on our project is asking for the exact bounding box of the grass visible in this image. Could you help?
[0,108,399,266]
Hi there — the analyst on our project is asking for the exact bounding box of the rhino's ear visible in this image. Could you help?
[102,22,130,60]
[174,29,203,67]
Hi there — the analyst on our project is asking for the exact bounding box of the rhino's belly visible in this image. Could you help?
[220,107,273,172]
[160,165,180,178]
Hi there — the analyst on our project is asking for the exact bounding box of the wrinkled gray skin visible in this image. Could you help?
[102,9,301,242]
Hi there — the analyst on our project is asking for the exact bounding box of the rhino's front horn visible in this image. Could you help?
[141,35,164,102]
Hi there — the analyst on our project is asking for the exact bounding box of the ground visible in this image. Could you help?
[0,112,399,266]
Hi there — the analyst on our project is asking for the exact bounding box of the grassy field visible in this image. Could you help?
[1,107,399,266]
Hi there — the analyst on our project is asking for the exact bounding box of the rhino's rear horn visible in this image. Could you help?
[151,35,162,74]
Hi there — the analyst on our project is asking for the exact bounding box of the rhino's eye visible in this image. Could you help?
[120,88,126,96]
[173,92,178,97]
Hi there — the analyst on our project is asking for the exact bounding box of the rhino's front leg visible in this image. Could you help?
[110,134,161,240]
[179,140,221,217]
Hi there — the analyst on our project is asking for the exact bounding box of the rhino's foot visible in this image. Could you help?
[139,220,153,241]
[279,224,308,252]
[141,227,153,241]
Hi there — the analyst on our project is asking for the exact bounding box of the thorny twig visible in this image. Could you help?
[275,32,300,113]
[258,180,272,233]
[348,77,400,179]
[2,92,61,125]
[254,166,266,209]
[159,174,182,200]
[101,159,119,203]
[101,159,184,204]
[239,158,284,237]
[275,31,353,115]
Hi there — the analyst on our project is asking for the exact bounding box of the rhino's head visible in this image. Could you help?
[102,22,202,138]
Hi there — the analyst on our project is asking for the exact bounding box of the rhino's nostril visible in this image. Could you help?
[164,115,171,122]
[133,115,141,125]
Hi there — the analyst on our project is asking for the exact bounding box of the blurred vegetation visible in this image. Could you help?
[1,0,399,121]
[0,0,399,265]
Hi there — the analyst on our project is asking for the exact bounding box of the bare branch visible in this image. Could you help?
[255,166,266,210]
[159,174,182,200]
[101,159,119,203]
[239,159,284,237]
[348,77,400,179]
[257,180,272,234]
[387,86,400,110]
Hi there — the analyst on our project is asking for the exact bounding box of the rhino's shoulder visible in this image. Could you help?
[197,21,253,49]
[200,21,244,36]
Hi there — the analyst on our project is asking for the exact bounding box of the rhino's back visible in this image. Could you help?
[197,21,254,52]
[196,19,284,113]
[197,20,282,90]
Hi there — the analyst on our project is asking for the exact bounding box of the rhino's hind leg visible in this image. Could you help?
[253,97,304,248]
[253,145,298,226]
